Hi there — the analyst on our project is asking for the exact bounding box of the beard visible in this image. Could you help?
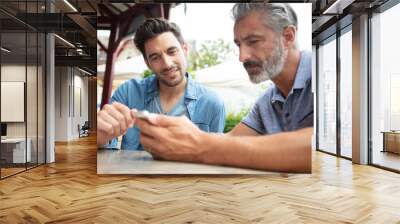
[244,38,287,84]
[157,65,186,87]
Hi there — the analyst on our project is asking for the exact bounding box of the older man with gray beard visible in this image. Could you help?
[135,3,313,173]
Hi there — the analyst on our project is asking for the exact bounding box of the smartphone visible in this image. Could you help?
[135,110,154,123]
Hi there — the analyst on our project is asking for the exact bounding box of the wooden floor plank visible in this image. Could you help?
[0,135,399,223]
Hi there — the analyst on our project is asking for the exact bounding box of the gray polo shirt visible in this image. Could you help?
[241,51,313,134]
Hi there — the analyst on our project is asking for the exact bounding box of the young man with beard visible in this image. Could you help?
[97,18,225,150]
[135,3,313,173]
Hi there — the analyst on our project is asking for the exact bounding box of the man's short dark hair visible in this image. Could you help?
[133,18,185,57]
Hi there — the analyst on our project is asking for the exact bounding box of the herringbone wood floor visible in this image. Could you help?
[0,135,399,223]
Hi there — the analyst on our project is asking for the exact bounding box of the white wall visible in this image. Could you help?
[72,72,89,138]
[1,63,46,164]
[55,66,69,141]
[1,65,26,138]
[54,66,89,141]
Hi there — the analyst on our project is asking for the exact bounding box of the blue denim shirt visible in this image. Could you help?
[241,51,313,134]
[105,73,226,150]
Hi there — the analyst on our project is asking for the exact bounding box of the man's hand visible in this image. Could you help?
[97,102,136,146]
[135,114,207,162]
[136,113,312,172]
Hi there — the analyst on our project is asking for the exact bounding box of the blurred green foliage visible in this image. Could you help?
[223,108,250,133]
[142,69,153,78]
[189,38,235,72]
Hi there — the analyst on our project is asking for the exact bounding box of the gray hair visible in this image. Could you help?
[231,3,298,33]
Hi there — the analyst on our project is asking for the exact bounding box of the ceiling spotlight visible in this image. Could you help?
[63,0,78,12]
[78,67,92,76]
[322,0,355,15]
[1,47,11,53]
[54,34,75,48]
